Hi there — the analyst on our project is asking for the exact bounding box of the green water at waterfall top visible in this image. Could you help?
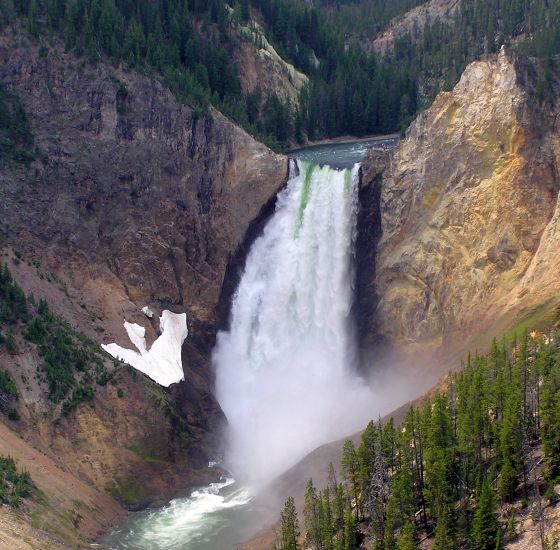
[295,162,316,237]
[287,134,398,169]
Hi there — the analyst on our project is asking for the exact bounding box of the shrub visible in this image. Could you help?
[5,328,15,354]
[61,385,94,416]
[0,369,17,398]
[0,455,31,507]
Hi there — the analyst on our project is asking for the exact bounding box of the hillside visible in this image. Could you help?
[270,330,560,550]
[0,18,287,547]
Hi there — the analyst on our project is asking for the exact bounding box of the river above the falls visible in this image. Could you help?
[286,134,398,168]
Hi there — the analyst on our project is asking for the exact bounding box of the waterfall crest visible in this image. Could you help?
[213,160,374,487]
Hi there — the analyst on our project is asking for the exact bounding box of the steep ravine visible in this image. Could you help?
[2,29,560,550]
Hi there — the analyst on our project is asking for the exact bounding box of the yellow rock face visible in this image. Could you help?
[366,47,560,371]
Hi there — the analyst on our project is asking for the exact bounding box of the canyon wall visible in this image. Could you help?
[360,46,560,376]
[0,29,287,543]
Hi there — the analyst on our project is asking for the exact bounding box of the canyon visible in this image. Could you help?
[0,10,560,550]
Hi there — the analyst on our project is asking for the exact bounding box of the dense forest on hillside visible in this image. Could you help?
[317,0,427,38]
[273,330,560,549]
[389,0,560,98]
[0,0,418,148]
[1,0,560,148]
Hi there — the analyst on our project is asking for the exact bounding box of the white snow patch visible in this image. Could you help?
[102,310,188,387]
[142,306,154,318]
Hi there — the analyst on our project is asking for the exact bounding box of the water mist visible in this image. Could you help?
[213,160,376,488]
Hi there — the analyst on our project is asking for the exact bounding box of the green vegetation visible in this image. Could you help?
[126,444,166,465]
[387,0,560,101]
[3,1,252,136]
[0,455,31,508]
[275,329,560,549]
[0,368,19,420]
[318,0,427,39]
[0,263,112,413]
[23,297,111,403]
[0,81,34,166]
[3,1,560,148]
[0,263,28,323]
[2,0,560,150]
[1,0,415,147]
[61,384,94,415]
[106,474,146,507]
[0,368,18,399]
[253,0,419,140]
[275,495,300,550]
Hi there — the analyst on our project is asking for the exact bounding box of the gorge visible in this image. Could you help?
[1,1,560,549]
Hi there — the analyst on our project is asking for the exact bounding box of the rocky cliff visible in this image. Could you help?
[0,28,287,545]
[369,0,460,55]
[232,18,308,107]
[360,46,560,377]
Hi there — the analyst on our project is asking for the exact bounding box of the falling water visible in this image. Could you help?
[213,160,375,488]
[102,155,381,549]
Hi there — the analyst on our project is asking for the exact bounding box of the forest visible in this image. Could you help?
[1,0,560,148]
[273,330,560,549]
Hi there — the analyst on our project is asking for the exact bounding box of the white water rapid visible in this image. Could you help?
[213,160,375,488]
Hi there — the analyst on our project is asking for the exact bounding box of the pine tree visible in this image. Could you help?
[303,479,321,550]
[341,440,362,520]
[342,496,357,550]
[280,496,300,550]
[471,478,498,550]
[321,487,334,550]
[498,457,517,502]
[396,522,416,550]
[432,505,456,550]
[383,497,396,550]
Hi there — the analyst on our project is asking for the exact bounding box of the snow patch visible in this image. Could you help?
[102,310,188,387]
[142,306,154,318]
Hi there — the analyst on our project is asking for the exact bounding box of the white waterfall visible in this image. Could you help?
[213,160,375,487]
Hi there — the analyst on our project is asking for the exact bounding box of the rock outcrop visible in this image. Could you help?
[360,46,560,375]
[369,0,460,56]
[232,20,308,106]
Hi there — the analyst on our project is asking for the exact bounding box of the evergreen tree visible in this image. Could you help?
[432,505,456,550]
[303,479,321,550]
[396,522,416,550]
[471,478,498,550]
[341,440,362,520]
[342,496,357,550]
[280,496,300,550]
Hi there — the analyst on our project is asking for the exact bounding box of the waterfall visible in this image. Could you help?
[213,160,374,487]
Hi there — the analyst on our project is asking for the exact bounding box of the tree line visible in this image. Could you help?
[275,328,560,549]
[388,0,560,101]
[1,0,559,148]
[0,0,419,148]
